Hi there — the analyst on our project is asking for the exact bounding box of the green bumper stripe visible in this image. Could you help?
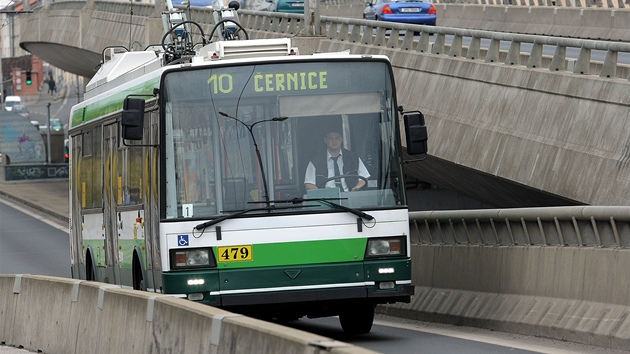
[214,238,367,269]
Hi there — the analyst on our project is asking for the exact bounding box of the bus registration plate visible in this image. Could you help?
[218,245,253,262]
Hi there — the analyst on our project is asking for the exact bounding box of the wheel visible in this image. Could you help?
[338,303,375,335]
[317,175,369,190]
[132,254,146,291]
[86,251,96,281]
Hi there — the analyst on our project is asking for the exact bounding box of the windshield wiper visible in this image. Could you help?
[194,204,315,231]
[252,197,374,221]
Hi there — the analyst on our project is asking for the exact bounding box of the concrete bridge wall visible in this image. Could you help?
[20,3,630,206]
[0,274,374,354]
[375,207,630,350]
[310,36,630,206]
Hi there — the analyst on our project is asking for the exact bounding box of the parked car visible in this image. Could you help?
[64,139,69,163]
[269,0,304,13]
[170,0,213,7]
[363,0,436,26]
[4,96,22,111]
[12,104,30,119]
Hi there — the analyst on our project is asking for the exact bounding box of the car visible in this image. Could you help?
[12,104,30,119]
[363,0,436,26]
[4,96,22,111]
[64,139,69,163]
[268,0,304,13]
[240,0,303,12]
[170,0,213,7]
[49,118,64,132]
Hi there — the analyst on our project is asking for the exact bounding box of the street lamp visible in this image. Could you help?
[46,102,51,164]
[218,111,288,204]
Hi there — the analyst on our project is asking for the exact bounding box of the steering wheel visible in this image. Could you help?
[317,175,369,191]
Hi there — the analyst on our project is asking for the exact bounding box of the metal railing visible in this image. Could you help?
[409,206,630,248]
[44,1,630,80]
[315,16,630,80]
[432,0,629,8]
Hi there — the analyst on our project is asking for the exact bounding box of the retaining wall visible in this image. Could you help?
[0,275,376,354]
[377,244,630,350]
[436,5,630,41]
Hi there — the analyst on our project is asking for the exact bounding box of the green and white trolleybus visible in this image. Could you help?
[68,0,428,334]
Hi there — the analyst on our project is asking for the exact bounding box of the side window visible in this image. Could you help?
[92,128,103,208]
[78,128,103,209]
[117,140,143,206]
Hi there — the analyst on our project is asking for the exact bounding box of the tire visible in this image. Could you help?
[86,252,96,281]
[338,303,375,335]
[132,253,146,291]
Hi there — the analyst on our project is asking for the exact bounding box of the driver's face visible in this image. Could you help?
[324,132,342,153]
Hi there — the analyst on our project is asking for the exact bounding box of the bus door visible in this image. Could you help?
[103,123,120,284]
[143,110,161,291]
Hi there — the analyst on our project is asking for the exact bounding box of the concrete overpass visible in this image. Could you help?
[17,0,630,208]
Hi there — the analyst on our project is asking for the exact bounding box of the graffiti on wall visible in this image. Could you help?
[0,111,46,164]
[4,164,68,181]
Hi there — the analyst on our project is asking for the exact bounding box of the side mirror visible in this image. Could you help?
[403,111,428,155]
[121,97,145,141]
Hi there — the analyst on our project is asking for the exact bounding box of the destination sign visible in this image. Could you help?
[207,71,328,95]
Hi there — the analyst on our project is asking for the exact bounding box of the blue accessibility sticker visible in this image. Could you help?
[177,234,189,246]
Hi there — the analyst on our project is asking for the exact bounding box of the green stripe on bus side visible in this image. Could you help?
[118,239,146,269]
[83,239,105,267]
[71,77,159,128]
[82,239,145,269]
[214,238,367,269]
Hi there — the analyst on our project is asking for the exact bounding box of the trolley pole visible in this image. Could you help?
[47,102,51,164]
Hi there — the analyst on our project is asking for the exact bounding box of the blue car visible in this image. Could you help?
[363,0,436,26]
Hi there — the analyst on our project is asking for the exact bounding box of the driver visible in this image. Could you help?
[304,127,370,192]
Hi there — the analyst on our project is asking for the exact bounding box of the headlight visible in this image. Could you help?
[170,248,216,269]
[365,236,406,258]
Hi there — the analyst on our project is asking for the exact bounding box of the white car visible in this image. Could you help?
[5,96,22,111]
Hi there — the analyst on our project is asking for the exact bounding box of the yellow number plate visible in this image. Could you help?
[217,245,253,262]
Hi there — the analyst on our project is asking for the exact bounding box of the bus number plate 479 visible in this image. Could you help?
[218,245,253,262]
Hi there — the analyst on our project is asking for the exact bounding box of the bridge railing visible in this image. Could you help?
[315,15,630,80]
[432,0,628,9]
[410,206,630,248]
[43,1,630,80]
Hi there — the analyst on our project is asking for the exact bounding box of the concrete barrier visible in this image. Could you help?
[377,245,630,350]
[0,275,378,354]
[434,5,630,41]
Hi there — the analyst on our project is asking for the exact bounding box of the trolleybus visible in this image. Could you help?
[68,0,427,334]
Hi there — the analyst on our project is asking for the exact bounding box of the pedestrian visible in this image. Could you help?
[48,79,56,95]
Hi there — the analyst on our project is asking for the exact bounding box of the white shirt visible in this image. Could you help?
[304,151,370,191]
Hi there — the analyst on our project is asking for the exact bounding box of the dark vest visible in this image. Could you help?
[311,148,359,190]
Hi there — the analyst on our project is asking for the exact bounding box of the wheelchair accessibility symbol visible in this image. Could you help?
[178,235,189,246]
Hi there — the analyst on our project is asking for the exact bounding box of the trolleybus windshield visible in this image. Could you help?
[161,60,405,220]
